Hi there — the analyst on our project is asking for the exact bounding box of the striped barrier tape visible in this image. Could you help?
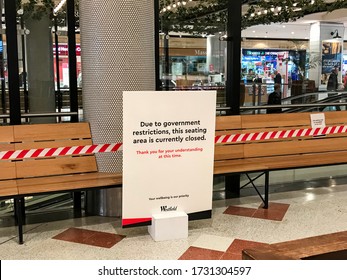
[0,143,123,160]
[1,125,347,160]
[215,125,347,144]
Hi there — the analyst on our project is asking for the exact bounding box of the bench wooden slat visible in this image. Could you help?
[244,136,347,158]
[241,112,312,129]
[0,180,17,196]
[0,143,15,152]
[13,123,92,141]
[242,244,298,260]
[0,161,16,180]
[243,231,347,260]
[214,160,268,174]
[215,115,242,131]
[15,139,93,151]
[17,172,122,195]
[324,111,347,125]
[214,144,244,161]
[247,151,347,170]
[0,126,14,142]
[242,111,347,130]
[15,156,98,178]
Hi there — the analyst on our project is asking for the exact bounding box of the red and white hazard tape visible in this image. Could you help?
[215,125,347,144]
[1,125,347,160]
[0,143,123,160]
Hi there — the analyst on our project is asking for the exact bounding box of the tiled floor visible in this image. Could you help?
[1,180,347,259]
[52,228,126,248]
[223,202,290,221]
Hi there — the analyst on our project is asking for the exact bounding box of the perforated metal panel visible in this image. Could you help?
[79,0,155,172]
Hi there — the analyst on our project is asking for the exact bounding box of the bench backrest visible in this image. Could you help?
[215,111,347,173]
[1,123,98,180]
[14,123,97,179]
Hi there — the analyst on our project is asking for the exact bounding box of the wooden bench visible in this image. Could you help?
[242,231,347,260]
[0,122,122,244]
[214,111,347,207]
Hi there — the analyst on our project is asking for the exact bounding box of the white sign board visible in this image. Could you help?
[122,91,216,227]
[310,113,326,128]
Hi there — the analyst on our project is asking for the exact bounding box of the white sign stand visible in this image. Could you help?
[148,211,188,241]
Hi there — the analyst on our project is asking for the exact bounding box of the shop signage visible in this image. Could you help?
[122,91,216,227]
[53,44,81,56]
[167,48,207,56]
[195,49,207,56]
[243,49,288,56]
[321,41,342,74]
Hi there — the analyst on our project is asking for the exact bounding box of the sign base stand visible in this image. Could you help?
[148,211,188,241]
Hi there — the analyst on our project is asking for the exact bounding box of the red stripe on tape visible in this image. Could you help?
[73,146,84,155]
[86,144,98,154]
[2,151,14,160]
[46,147,58,157]
[99,144,110,153]
[60,147,71,156]
[17,150,29,159]
[31,148,44,158]
[111,143,123,151]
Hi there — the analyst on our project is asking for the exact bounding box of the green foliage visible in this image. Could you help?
[17,0,55,21]
[159,0,347,34]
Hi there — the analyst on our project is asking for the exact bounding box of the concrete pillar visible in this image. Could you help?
[79,0,155,216]
[25,11,55,123]
[309,22,344,90]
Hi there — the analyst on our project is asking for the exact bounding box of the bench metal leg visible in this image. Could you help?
[225,174,241,198]
[263,171,269,209]
[14,198,26,223]
[73,191,82,218]
[15,197,24,244]
[242,171,269,209]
